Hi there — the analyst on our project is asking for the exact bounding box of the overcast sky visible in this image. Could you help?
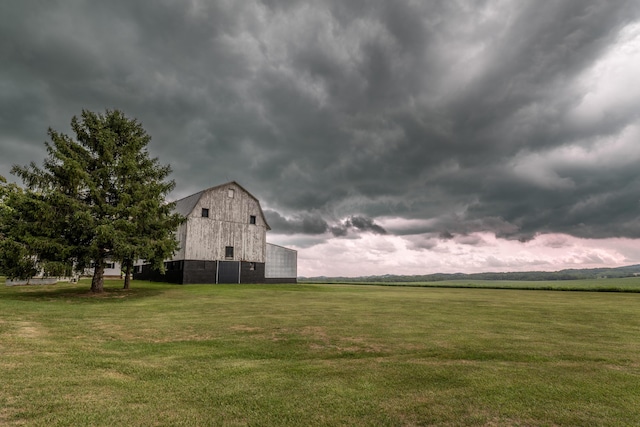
[3,0,640,276]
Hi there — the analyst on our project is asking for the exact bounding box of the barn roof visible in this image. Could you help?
[173,190,204,217]
[172,181,271,230]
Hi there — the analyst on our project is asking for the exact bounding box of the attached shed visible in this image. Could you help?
[265,243,298,283]
[134,181,297,284]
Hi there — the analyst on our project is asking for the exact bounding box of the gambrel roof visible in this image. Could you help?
[172,181,271,230]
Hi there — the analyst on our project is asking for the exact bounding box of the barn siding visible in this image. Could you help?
[182,183,267,263]
[180,184,267,263]
[171,222,188,261]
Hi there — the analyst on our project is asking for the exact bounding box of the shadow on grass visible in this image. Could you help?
[2,283,163,303]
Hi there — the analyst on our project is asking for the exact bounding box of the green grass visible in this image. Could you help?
[1,279,640,426]
[305,276,640,292]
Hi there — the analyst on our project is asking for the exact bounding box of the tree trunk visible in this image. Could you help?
[123,259,132,290]
[91,262,105,293]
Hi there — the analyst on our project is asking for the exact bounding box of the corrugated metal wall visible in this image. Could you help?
[265,243,297,279]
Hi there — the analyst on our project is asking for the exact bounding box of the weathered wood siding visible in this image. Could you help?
[171,222,188,260]
[182,183,267,262]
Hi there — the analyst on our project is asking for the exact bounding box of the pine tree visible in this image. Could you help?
[10,109,183,293]
[0,177,39,280]
[0,176,73,280]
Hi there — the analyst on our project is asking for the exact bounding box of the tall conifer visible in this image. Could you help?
[10,110,183,292]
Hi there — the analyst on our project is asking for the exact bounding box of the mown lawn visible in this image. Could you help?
[311,276,640,292]
[1,279,639,426]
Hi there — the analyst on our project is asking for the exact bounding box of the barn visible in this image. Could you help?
[134,181,297,284]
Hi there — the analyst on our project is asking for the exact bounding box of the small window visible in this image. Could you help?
[201,208,209,218]
[105,262,115,269]
[225,246,234,258]
[249,262,256,271]
[228,189,235,198]
[133,265,141,274]
[250,215,256,225]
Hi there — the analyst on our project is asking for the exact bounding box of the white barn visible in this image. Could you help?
[135,181,297,284]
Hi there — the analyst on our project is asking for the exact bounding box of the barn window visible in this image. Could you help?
[133,265,141,274]
[201,208,209,218]
[249,262,256,271]
[228,189,235,198]
[225,246,234,258]
[105,262,115,269]
[250,215,256,224]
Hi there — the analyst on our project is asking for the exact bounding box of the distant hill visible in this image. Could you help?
[300,264,640,283]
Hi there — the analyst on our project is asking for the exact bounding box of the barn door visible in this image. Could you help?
[218,261,240,283]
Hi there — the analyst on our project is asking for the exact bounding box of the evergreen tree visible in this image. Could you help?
[0,176,73,280]
[0,176,38,280]
[10,109,183,293]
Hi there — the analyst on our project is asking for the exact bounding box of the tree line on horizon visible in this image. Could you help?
[0,109,183,293]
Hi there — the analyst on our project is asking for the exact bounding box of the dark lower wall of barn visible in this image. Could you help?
[240,262,265,283]
[134,263,184,284]
[182,260,217,284]
[265,278,298,284]
[133,260,267,284]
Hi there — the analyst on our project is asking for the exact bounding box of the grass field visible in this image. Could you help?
[305,276,640,292]
[1,278,640,426]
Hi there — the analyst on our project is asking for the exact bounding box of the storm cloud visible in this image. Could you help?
[2,1,640,274]
[330,216,387,237]
[264,210,386,237]
[264,210,329,235]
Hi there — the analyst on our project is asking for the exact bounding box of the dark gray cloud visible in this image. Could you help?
[264,210,329,235]
[330,216,387,237]
[264,209,386,237]
[2,0,640,246]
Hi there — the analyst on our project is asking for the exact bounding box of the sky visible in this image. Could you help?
[2,0,640,277]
